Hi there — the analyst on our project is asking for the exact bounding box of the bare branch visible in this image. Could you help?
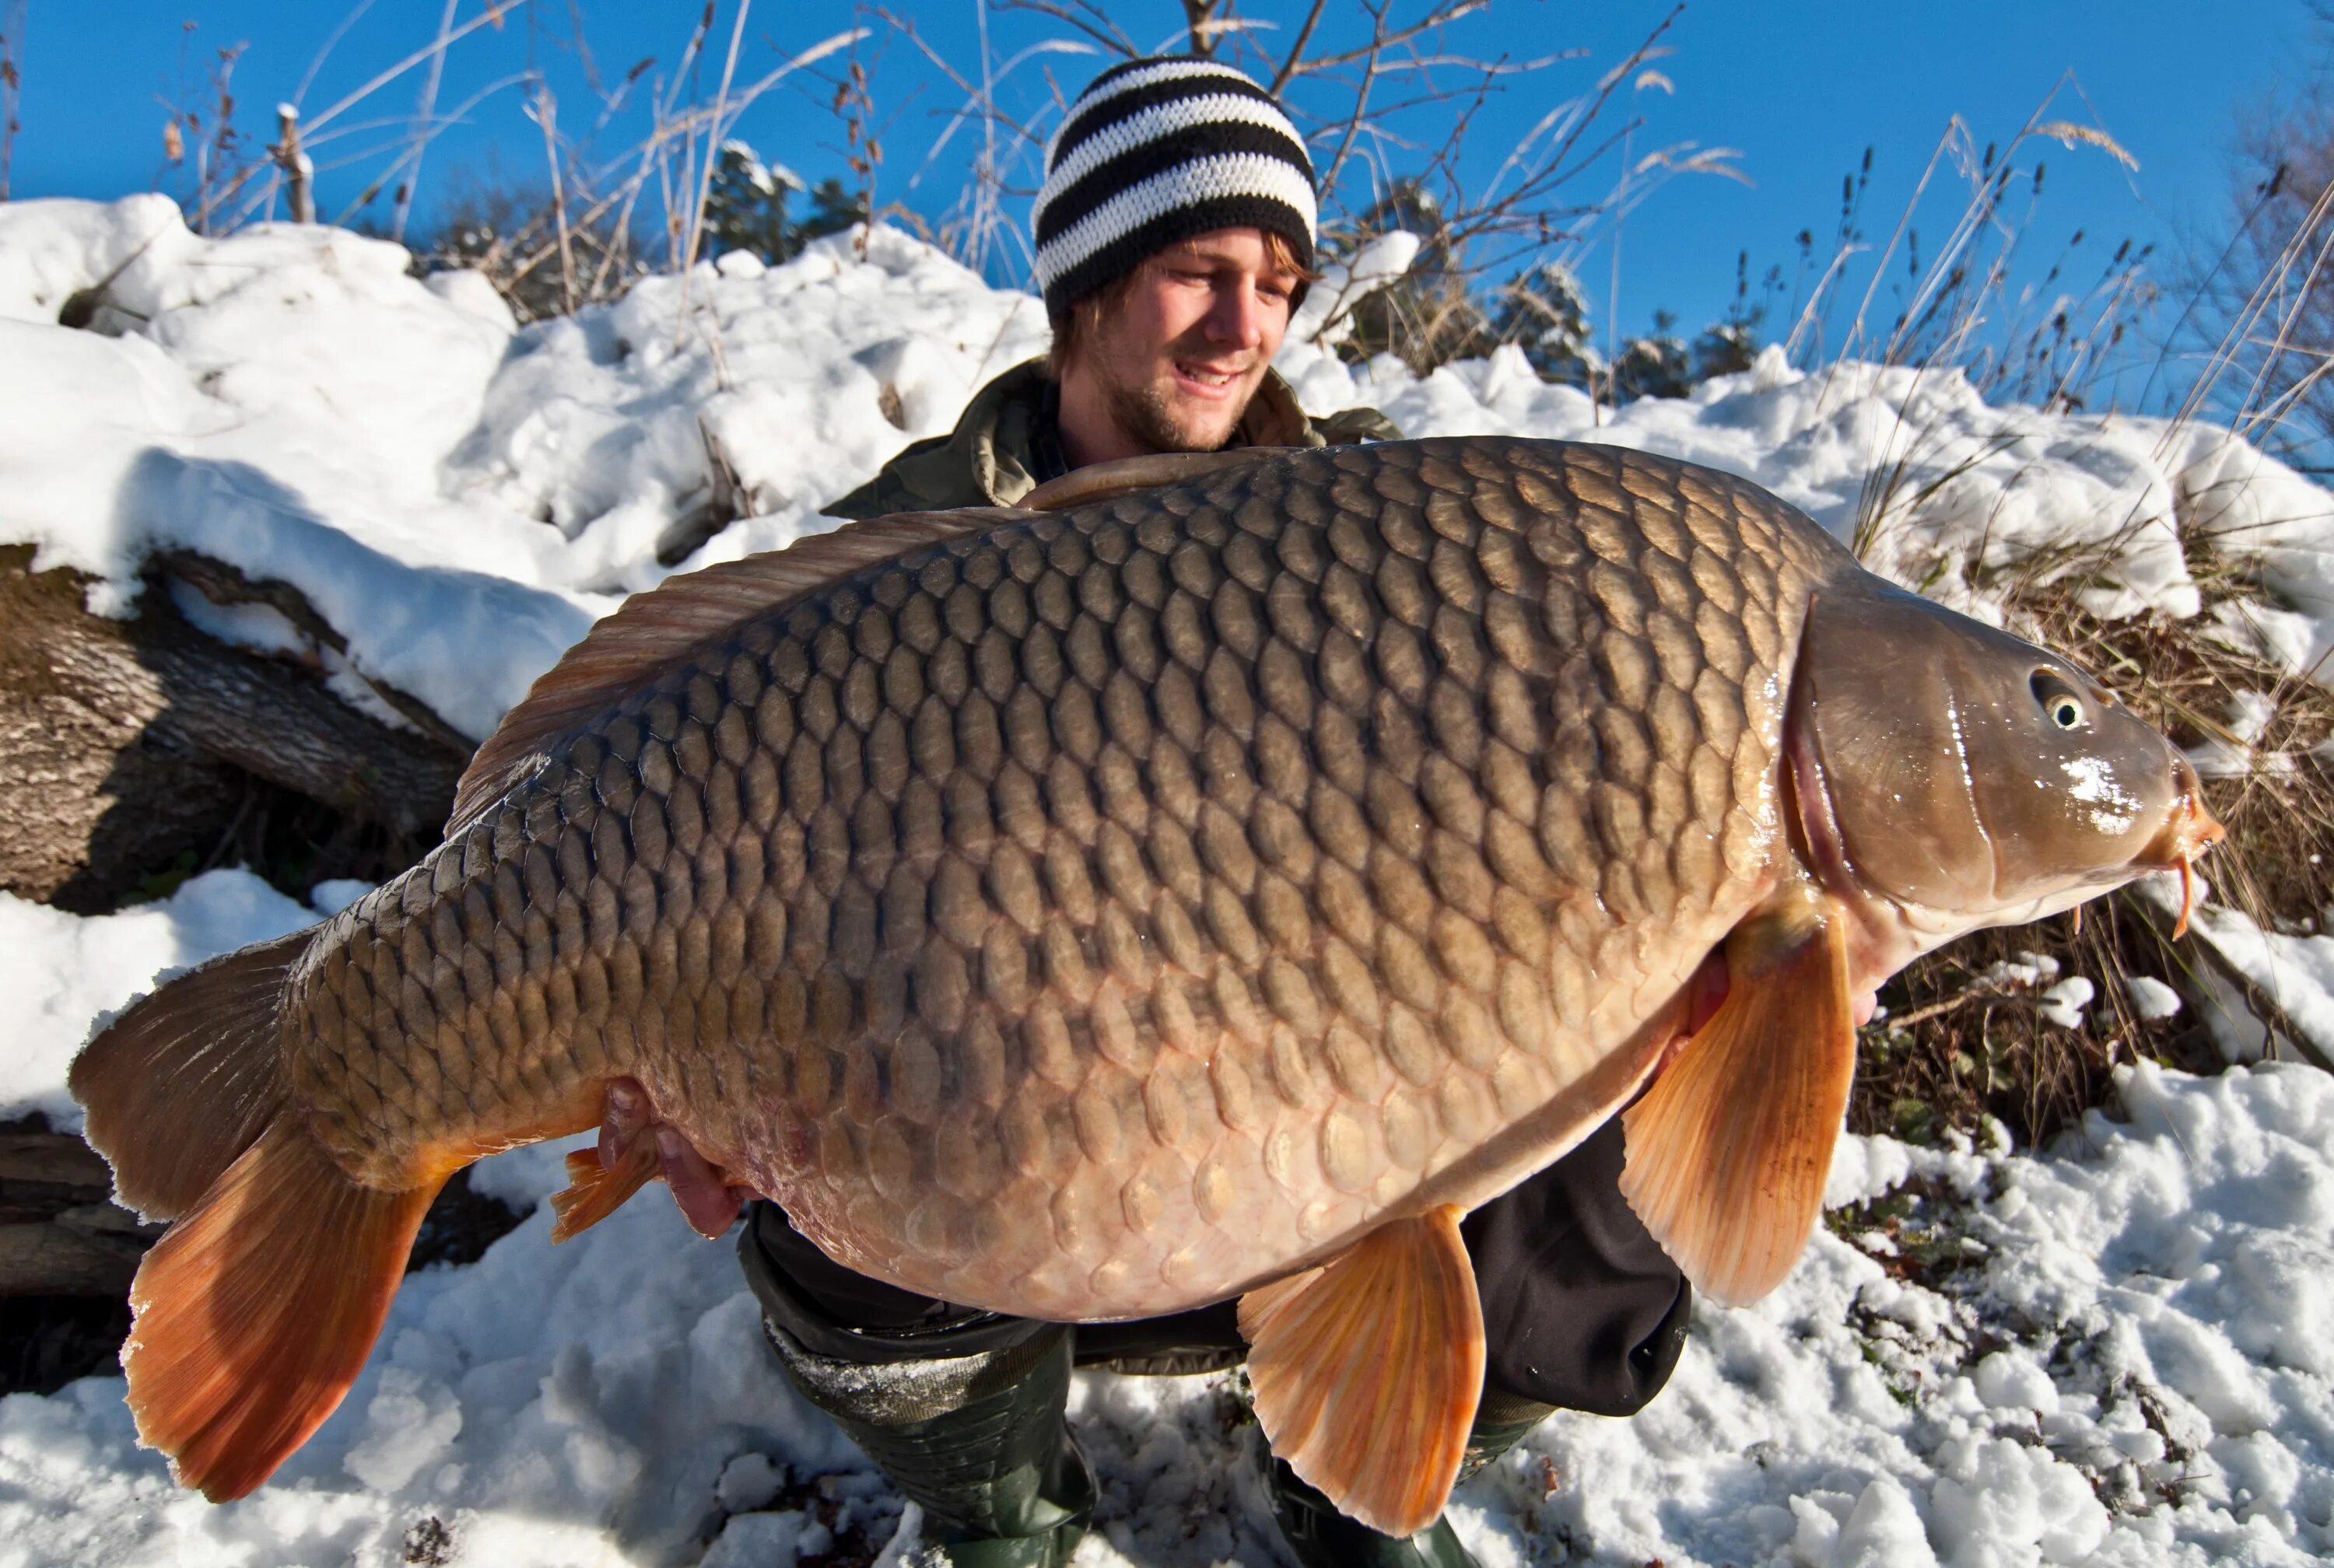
[528,82,576,313]
[0,0,23,203]
[271,104,314,223]
[303,1,516,137]
[1276,0,1487,84]
[994,0,1136,59]
[678,0,753,293]
[1270,0,1331,93]
[394,0,462,242]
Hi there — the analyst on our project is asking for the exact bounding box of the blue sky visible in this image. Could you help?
[5,2,2318,407]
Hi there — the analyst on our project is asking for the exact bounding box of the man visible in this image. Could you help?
[739,56,1690,1568]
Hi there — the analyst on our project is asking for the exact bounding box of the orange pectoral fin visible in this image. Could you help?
[1236,1206,1485,1538]
[1619,900,1857,1307]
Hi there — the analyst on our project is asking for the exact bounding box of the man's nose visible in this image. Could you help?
[1203,282,1264,349]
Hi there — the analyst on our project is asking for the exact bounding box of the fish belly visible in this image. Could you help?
[282,438,1846,1319]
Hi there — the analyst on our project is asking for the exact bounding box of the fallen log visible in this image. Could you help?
[0,1132,158,1297]
[0,545,500,1376]
[0,544,471,910]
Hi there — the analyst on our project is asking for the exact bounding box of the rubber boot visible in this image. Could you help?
[1258,1389,1558,1568]
[766,1321,1095,1568]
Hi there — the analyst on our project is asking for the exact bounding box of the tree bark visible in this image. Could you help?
[0,1133,157,1297]
[0,544,471,910]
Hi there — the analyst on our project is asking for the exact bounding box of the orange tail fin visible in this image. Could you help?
[72,927,448,1500]
[124,1116,445,1500]
[70,930,309,1220]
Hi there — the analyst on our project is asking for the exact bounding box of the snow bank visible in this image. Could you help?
[6,196,2334,1565]
[1475,1062,2334,1567]
[7,196,2333,744]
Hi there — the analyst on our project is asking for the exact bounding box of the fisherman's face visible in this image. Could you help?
[1068,228,1300,455]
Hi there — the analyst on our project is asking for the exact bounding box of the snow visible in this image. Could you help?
[1454,1062,2334,1568]
[4,195,2334,1564]
[2041,975,2097,1031]
[1288,229,1423,348]
[2188,901,2334,1066]
[0,870,321,1130]
[2129,976,2185,1021]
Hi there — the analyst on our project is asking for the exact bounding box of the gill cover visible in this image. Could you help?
[1792,581,2204,919]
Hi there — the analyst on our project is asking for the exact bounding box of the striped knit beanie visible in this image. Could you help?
[1032,56,1317,320]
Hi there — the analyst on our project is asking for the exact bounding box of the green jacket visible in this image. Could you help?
[825,358,1402,520]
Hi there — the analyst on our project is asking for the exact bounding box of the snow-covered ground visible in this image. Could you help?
[2,196,2331,1566]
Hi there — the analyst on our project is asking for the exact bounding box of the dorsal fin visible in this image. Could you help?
[1022,447,1292,512]
[447,508,1034,832]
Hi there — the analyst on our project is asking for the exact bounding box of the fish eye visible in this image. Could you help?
[2031,670,2087,731]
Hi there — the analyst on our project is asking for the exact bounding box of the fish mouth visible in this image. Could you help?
[2137,754,2224,939]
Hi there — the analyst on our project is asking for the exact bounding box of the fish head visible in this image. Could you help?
[1789,581,2221,964]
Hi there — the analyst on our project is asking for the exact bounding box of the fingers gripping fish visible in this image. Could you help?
[68,439,2219,1530]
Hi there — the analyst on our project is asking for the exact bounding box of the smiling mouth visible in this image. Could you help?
[1172,359,1247,394]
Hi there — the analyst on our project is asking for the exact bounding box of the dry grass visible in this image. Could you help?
[1849,907,2226,1150]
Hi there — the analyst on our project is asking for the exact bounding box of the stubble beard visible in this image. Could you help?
[1092,323,1258,454]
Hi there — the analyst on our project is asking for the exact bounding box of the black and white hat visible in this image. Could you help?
[1032,56,1316,319]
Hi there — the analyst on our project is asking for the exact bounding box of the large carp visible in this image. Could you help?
[72,438,2219,1531]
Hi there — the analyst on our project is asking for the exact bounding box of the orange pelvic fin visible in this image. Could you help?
[1620,897,1858,1306]
[1237,1205,1485,1538]
[121,1115,445,1501]
[548,1136,659,1242]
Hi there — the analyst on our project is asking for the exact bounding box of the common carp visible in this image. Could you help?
[72,438,2219,1531]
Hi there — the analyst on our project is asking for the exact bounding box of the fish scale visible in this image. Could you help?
[279,437,1834,1318]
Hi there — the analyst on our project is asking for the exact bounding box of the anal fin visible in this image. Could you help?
[1620,901,1857,1306]
[547,1137,659,1243]
[546,1078,746,1241]
[1236,1206,1484,1538]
